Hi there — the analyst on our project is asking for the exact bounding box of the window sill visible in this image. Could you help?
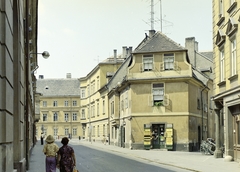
[217,80,226,87]
[228,74,238,81]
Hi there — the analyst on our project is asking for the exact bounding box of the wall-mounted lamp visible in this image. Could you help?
[30,51,50,59]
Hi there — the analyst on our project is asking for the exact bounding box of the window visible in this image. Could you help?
[43,114,47,121]
[231,39,237,76]
[103,124,106,136]
[64,113,69,121]
[73,113,77,121]
[164,53,174,70]
[54,128,58,136]
[220,50,225,82]
[97,125,100,137]
[81,88,86,98]
[64,101,69,106]
[143,55,153,71]
[65,128,69,135]
[73,128,77,136]
[103,100,105,114]
[82,109,85,119]
[73,100,77,106]
[97,77,99,90]
[43,101,47,107]
[125,93,128,108]
[53,113,58,121]
[111,101,114,115]
[53,101,58,107]
[97,102,99,116]
[91,104,95,117]
[152,83,164,104]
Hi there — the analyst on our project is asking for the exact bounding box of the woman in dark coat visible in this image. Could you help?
[57,137,76,172]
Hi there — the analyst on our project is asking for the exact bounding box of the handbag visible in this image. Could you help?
[73,166,79,172]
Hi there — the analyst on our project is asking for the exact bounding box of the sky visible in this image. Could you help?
[37,0,212,79]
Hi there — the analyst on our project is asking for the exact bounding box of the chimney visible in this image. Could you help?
[128,47,132,56]
[185,37,198,68]
[114,49,117,63]
[149,30,156,38]
[66,73,71,78]
[122,46,127,59]
[39,75,44,79]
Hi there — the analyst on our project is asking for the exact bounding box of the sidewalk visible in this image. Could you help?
[29,139,240,172]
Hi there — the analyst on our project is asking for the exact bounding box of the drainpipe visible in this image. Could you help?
[25,0,30,169]
[201,86,207,140]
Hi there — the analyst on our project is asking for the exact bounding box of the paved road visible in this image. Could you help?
[28,139,240,172]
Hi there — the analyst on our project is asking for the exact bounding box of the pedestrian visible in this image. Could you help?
[41,132,44,145]
[43,135,59,172]
[57,137,76,172]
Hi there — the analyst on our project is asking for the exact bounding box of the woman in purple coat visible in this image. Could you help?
[57,137,76,172]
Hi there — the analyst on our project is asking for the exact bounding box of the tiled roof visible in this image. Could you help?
[133,31,187,53]
[36,78,80,96]
[199,51,213,60]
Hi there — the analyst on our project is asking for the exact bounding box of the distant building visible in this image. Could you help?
[36,74,81,140]
[212,0,240,162]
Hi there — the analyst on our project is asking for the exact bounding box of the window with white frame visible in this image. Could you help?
[82,109,85,119]
[143,55,153,71]
[231,38,237,76]
[73,113,77,121]
[152,83,164,104]
[220,49,225,82]
[91,104,95,117]
[54,128,58,136]
[81,88,86,98]
[73,128,77,136]
[72,100,77,106]
[164,53,174,70]
[87,107,90,118]
[65,128,69,135]
[64,113,69,122]
[43,113,47,121]
[53,101,58,107]
[43,101,47,107]
[53,112,58,121]
[64,100,68,106]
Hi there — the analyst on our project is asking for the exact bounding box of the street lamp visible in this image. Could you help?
[25,51,50,169]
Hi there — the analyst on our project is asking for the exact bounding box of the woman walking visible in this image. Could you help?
[43,135,59,172]
[57,137,76,172]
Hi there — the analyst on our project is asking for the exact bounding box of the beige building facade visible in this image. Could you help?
[36,75,81,140]
[107,31,213,151]
[79,49,129,143]
[0,0,40,171]
[212,0,240,162]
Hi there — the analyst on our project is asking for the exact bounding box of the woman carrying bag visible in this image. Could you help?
[57,137,77,172]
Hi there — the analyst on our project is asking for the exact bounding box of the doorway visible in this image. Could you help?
[152,124,165,149]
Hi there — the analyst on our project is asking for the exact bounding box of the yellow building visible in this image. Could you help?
[107,31,213,151]
[79,49,129,143]
[36,74,81,140]
[212,0,240,162]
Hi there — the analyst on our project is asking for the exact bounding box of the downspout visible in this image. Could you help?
[25,0,30,169]
[201,86,207,140]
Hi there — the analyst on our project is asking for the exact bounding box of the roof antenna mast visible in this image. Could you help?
[151,0,154,30]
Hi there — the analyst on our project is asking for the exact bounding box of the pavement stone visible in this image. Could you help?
[28,139,240,172]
